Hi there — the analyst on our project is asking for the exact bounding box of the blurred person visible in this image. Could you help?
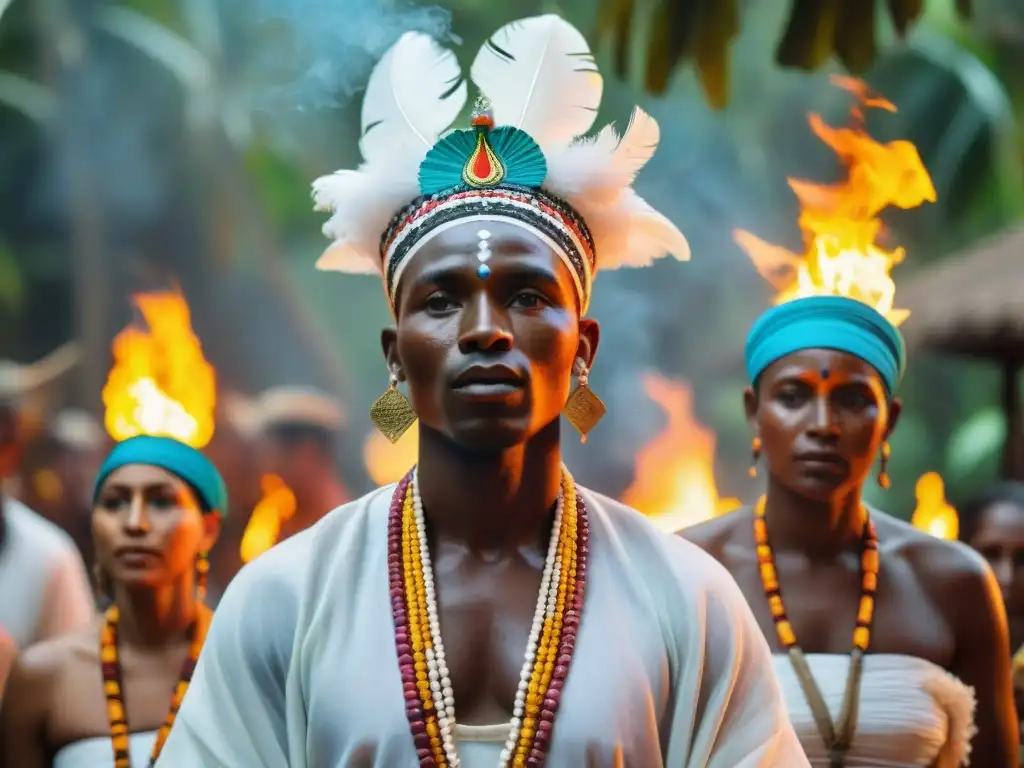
[0,627,14,702]
[686,296,1017,766]
[156,16,806,767]
[199,392,262,604]
[957,481,1024,750]
[0,435,224,767]
[250,386,350,540]
[0,401,94,652]
[17,409,106,570]
[959,482,1024,654]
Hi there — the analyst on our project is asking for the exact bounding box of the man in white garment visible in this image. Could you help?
[0,403,94,650]
[158,15,807,767]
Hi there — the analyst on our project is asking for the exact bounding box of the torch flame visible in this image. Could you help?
[621,374,740,532]
[240,474,297,563]
[103,290,216,448]
[364,423,418,486]
[910,471,959,541]
[734,76,936,325]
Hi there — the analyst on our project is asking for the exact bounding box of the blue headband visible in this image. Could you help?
[745,296,906,397]
[93,435,228,517]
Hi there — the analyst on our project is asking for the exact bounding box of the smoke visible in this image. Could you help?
[240,0,452,114]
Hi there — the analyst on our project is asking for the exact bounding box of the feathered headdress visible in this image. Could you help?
[312,15,689,314]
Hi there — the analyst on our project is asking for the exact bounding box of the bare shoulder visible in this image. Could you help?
[678,507,755,561]
[875,511,986,576]
[2,619,99,721]
[11,619,100,682]
[580,487,749,596]
[874,512,995,618]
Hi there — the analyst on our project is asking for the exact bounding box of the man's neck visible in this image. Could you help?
[415,422,563,554]
[763,477,868,561]
[112,577,201,648]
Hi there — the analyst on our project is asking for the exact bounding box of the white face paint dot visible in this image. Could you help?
[476,229,492,267]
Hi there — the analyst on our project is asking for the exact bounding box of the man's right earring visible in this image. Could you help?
[749,437,762,478]
[370,372,417,444]
[562,363,606,443]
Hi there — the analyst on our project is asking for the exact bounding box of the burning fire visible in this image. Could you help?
[103,290,216,448]
[734,76,935,323]
[911,471,959,540]
[364,422,418,486]
[240,474,297,563]
[621,374,740,532]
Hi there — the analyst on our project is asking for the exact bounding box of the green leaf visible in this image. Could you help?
[946,407,1005,481]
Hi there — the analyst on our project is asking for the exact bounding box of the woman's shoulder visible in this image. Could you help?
[12,618,100,680]
[3,618,99,716]
[874,510,986,578]
[677,506,755,561]
[874,511,996,617]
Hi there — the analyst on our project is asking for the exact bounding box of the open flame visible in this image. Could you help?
[364,422,418,486]
[911,471,959,540]
[240,473,297,563]
[621,374,740,532]
[734,76,935,322]
[103,290,216,448]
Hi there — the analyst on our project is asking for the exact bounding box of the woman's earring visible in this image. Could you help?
[877,441,892,489]
[370,371,417,443]
[562,362,606,443]
[196,551,209,604]
[749,437,762,478]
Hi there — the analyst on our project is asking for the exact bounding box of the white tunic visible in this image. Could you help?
[53,731,156,768]
[772,653,976,766]
[0,498,94,649]
[157,485,808,767]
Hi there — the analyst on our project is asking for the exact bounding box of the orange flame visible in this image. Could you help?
[910,471,959,540]
[364,422,418,486]
[621,374,740,532]
[240,474,297,563]
[103,291,216,448]
[734,76,935,324]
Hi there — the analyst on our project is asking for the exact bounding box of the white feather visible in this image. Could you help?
[315,240,380,275]
[620,191,691,267]
[470,15,602,149]
[311,159,421,275]
[359,32,467,167]
[570,188,690,272]
[544,107,661,206]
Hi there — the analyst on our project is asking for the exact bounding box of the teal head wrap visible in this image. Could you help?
[744,296,906,397]
[92,435,228,516]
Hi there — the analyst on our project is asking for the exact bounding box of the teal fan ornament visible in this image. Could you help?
[418,97,547,195]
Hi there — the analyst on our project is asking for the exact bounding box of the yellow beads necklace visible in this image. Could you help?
[754,495,879,767]
[389,466,587,767]
[100,604,207,767]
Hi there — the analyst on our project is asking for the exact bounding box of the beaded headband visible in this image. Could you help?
[312,15,690,315]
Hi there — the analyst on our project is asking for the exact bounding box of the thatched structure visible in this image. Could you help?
[899,224,1024,476]
[900,225,1024,360]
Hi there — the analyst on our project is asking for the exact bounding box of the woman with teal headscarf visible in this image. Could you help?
[0,435,226,768]
[685,295,1017,766]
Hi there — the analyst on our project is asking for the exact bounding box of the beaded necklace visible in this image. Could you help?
[754,495,878,768]
[100,604,206,768]
[388,466,588,768]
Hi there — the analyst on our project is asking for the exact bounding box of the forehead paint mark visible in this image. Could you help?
[476,229,491,280]
[820,367,830,380]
